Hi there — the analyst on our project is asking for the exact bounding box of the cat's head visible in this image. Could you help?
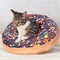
[11,9,27,26]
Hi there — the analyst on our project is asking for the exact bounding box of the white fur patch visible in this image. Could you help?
[15,21,30,43]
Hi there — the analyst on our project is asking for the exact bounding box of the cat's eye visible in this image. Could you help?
[21,21,25,23]
[22,21,24,23]
[22,21,26,23]
[20,16,25,20]
[18,22,20,23]
[17,22,20,24]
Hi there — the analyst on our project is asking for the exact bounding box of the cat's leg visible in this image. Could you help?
[15,32,29,41]
[15,37,21,43]
[15,34,23,43]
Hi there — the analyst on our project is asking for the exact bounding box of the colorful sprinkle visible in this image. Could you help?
[2,14,57,48]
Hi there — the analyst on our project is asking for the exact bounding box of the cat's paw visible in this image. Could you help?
[15,36,28,43]
[22,36,28,40]
[15,39,20,43]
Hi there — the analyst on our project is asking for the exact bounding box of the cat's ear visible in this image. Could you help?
[11,9,17,16]
[21,11,27,19]
[11,9,23,17]
[23,11,27,17]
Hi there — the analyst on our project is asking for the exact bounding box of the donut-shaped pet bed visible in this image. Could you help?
[2,14,60,54]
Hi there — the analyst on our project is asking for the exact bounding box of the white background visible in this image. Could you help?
[0,0,60,33]
[0,0,60,60]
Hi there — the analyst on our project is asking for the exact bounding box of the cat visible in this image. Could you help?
[11,9,39,42]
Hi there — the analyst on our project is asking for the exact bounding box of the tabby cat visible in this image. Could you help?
[11,9,39,42]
